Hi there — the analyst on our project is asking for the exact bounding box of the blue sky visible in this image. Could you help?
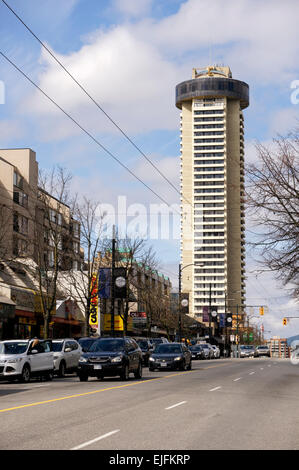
[0,0,298,337]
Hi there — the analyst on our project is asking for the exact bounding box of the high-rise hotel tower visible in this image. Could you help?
[176,66,249,324]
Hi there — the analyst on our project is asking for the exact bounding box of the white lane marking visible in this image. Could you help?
[249,372,255,375]
[165,401,187,410]
[233,378,242,382]
[260,368,264,370]
[71,429,120,450]
[268,365,271,367]
[209,386,221,392]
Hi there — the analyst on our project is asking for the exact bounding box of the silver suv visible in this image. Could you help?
[52,338,82,377]
[0,339,54,383]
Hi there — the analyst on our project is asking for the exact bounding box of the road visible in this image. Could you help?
[0,357,298,450]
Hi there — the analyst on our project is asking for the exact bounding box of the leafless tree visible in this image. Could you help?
[246,129,299,299]
[34,166,74,338]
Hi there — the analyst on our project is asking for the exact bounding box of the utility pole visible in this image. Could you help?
[209,283,212,342]
[111,225,116,337]
[178,263,182,342]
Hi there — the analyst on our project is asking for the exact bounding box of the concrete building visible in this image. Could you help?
[175,66,249,329]
[0,148,84,339]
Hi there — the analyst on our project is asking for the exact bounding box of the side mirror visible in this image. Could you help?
[65,347,72,353]
[31,349,38,354]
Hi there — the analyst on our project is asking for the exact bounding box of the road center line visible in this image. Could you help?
[165,401,187,410]
[70,429,120,450]
[249,372,255,375]
[233,378,242,382]
[209,386,221,392]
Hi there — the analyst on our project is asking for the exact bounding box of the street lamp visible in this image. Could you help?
[178,262,204,342]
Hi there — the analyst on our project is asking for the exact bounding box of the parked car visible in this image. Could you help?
[77,337,143,381]
[240,345,255,358]
[0,339,54,383]
[149,342,192,371]
[189,344,205,360]
[199,343,214,359]
[77,337,98,352]
[150,337,169,349]
[254,345,270,357]
[52,338,82,377]
[134,337,154,366]
[211,345,221,359]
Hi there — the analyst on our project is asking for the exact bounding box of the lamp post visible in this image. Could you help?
[178,262,204,342]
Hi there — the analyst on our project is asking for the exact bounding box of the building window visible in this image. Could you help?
[13,171,24,189]
[13,190,28,208]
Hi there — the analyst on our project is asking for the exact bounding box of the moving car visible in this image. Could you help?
[149,342,192,371]
[211,345,221,359]
[52,338,82,377]
[134,337,154,366]
[254,345,270,357]
[200,343,214,359]
[77,337,143,381]
[78,337,98,352]
[0,339,54,383]
[189,344,205,360]
[240,345,255,358]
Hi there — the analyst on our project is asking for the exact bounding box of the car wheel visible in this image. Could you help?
[58,361,66,378]
[120,364,129,381]
[45,370,54,381]
[134,362,142,379]
[149,366,154,372]
[20,365,31,383]
[78,373,88,382]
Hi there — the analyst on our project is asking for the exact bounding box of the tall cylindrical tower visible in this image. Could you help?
[176,65,249,328]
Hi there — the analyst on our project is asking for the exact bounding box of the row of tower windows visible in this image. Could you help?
[194,110,224,115]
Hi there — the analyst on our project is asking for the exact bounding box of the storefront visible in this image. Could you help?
[0,296,16,340]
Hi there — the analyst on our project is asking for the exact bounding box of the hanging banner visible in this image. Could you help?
[98,268,111,299]
[89,274,98,328]
[219,313,226,328]
[202,306,209,323]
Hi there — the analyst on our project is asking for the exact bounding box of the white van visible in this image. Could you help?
[0,339,54,383]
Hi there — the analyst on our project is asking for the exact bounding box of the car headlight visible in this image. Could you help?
[6,358,22,363]
[79,357,88,363]
[174,356,182,361]
[111,356,122,363]
[149,357,155,362]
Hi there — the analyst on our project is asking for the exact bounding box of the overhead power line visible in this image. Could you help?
[1,0,194,209]
[0,50,187,223]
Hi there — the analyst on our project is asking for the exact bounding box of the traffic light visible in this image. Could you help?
[283,317,287,326]
[259,306,264,316]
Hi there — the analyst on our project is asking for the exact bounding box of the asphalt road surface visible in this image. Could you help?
[0,357,298,450]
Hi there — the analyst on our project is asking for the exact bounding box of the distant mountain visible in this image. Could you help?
[287,335,299,346]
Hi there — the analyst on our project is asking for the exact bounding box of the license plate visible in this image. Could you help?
[93,364,102,370]
[160,363,167,367]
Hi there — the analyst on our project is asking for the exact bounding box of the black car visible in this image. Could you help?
[149,342,192,371]
[189,344,204,360]
[77,337,143,381]
[77,337,98,352]
[134,338,154,366]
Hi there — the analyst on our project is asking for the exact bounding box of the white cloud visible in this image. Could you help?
[113,0,152,19]
[270,107,299,135]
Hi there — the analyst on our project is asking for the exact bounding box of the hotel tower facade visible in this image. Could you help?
[176,66,249,326]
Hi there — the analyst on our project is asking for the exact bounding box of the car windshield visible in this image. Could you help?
[52,342,64,352]
[190,345,202,351]
[137,340,148,349]
[89,339,125,353]
[201,344,209,349]
[79,339,95,351]
[152,339,162,344]
[257,346,268,349]
[0,341,28,355]
[154,344,182,354]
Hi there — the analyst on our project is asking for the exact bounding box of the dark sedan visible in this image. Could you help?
[189,344,204,360]
[77,337,143,381]
[149,342,192,371]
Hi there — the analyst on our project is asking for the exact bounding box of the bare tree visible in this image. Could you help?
[61,197,108,336]
[246,129,299,299]
[34,166,74,338]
